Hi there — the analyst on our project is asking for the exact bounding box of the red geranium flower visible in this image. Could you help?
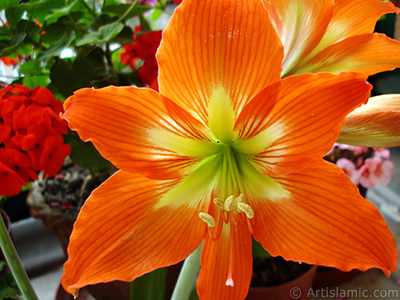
[0,84,71,196]
[120,30,162,90]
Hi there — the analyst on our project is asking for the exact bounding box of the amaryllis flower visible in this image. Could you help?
[339,94,400,147]
[61,0,397,299]
[264,0,400,77]
[0,84,71,196]
[359,156,394,188]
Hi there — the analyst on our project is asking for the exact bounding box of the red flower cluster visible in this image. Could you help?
[0,85,71,196]
[0,56,21,66]
[171,0,182,4]
[120,30,162,91]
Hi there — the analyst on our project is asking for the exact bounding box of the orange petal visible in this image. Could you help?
[63,86,210,179]
[338,94,400,147]
[235,72,371,175]
[250,160,397,276]
[62,170,207,296]
[322,0,398,44]
[197,219,252,300]
[264,0,334,76]
[158,0,283,124]
[296,34,400,76]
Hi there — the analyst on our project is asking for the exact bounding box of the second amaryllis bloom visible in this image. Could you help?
[61,0,397,300]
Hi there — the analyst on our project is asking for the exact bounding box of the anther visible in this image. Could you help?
[237,202,254,219]
[224,195,235,211]
[213,198,225,208]
[199,212,216,227]
[236,193,244,203]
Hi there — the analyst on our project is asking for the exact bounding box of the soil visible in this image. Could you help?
[250,256,312,287]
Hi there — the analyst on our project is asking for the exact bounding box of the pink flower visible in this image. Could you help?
[336,158,360,185]
[373,147,391,159]
[359,156,394,188]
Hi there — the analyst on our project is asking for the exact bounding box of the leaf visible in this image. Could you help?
[97,22,124,41]
[38,30,76,60]
[19,60,44,75]
[0,272,22,299]
[0,0,19,10]
[65,131,112,172]
[76,22,124,46]
[102,4,152,19]
[131,268,167,300]
[20,0,75,25]
[5,5,24,28]
[23,75,50,89]
[50,57,96,97]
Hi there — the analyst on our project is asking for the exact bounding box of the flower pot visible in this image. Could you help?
[312,267,361,288]
[246,265,318,300]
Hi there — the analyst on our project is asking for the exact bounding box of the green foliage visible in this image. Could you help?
[0,261,21,300]
[0,0,171,174]
[131,268,167,300]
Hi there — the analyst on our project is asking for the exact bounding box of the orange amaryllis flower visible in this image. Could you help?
[264,0,400,77]
[61,0,397,299]
[339,94,400,147]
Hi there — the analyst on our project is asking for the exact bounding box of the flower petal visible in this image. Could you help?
[338,94,400,147]
[296,34,400,76]
[251,160,397,276]
[158,0,283,124]
[62,170,207,296]
[63,86,212,179]
[197,220,252,300]
[320,0,398,45]
[264,0,334,76]
[234,72,371,175]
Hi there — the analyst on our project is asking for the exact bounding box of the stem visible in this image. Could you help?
[0,215,39,300]
[78,0,97,17]
[171,243,202,300]
[117,0,139,23]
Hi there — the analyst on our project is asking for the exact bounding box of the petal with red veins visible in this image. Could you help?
[250,160,397,276]
[158,0,283,123]
[62,170,208,296]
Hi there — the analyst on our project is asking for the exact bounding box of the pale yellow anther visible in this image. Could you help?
[224,195,235,211]
[214,198,225,208]
[236,193,244,203]
[237,202,254,219]
[199,212,216,227]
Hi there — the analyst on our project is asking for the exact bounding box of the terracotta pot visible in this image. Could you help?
[312,267,361,288]
[246,265,318,300]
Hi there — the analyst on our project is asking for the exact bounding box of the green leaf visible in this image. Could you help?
[76,22,124,46]
[19,60,43,75]
[23,74,50,88]
[131,268,167,300]
[5,5,24,28]
[0,0,19,10]
[38,30,76,60]
[50,57,95,98]
[0,32,27,56]
[20,0,74,24]
[65,131,112,172]
[0,272,22,299]
[102,4,152,19]
[97,22,124,41]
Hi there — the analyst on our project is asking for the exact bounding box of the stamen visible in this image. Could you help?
[237,202,254,219]
[224,195,235,211]
[199,212,216,227]
[213,198,225,208]
[225,277,234,287]
[236,193,244,203]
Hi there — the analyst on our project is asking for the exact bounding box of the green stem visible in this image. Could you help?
[0,215,39,300]
[117,0,139,23]
[78,0,97,18]
[170,243,202,300]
